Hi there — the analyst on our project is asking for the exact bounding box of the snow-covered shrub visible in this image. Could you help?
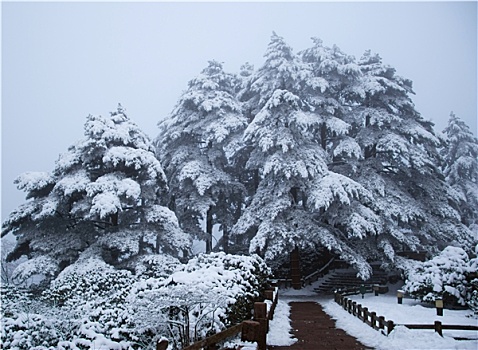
[2,312,61,350]
[1,286,62,350]
[134,254,181,279]
[467,246,478,314]
[42,257,133,306]
[468,280,478,315]
[126,253,271,349]
[403,246,475,306]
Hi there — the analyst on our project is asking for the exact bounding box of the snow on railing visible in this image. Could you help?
[334,290,478,339]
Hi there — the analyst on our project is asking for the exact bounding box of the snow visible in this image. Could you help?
[267,299,297,346]
[14,171,54,193]
[273,282,477,350]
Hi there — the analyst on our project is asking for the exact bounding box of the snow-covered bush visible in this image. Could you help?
[126,252,271,349]
[403,246,476,306]
[1,286,63,350]
[134,254,181,280]
[2,253,270,349]
[42,257,133,307]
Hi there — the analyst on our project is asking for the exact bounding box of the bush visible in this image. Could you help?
[42,257,133,306]
[403,246,476,306]
[126,252,271,348]
[2,253,271,350]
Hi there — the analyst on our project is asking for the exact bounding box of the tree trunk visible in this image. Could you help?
[111,212,118,226]
[320,123,327,150]
[206,208,213,253]
[253,169,260,192]
[223,224,229,254]
[290,187,299,205]
[290,246,302,289]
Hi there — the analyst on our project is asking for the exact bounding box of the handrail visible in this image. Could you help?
[176,286,279,350]
[303,257,336,285]
[334,291,478,338]
[181,323,243,350]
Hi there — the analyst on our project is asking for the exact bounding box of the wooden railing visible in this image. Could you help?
[276,257,338,288]
[335,290,395,335]
[302,257,336,286]
[334,290,478,338]
[159,286,279,350]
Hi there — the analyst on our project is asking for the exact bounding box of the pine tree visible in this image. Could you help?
[232,33,374,277]
[157,61,247,253]
[341,51,473,264]
[2,105,190,285]
[442,112,478,228]
[299,37,363,157]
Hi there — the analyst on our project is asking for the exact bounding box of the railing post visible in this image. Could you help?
[264,289,274,301]
[370,312,376,328]
[434,321,443,337]
[362,307,368,323]
[387,320,395,335]
[378,316,385,330]
[242,320,260,343]
[254,302,267,350]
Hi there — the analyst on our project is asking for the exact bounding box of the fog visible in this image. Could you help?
[2,1,477,220]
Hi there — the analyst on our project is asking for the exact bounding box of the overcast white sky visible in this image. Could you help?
[2,1,477,220]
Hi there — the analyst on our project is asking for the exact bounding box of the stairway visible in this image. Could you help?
[314,266,388,294]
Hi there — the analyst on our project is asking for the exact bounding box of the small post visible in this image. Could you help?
[362,307,368,323]
[264,289,274,301]
[434,320,443,336]
[373,284,379,296]
[397,289,404,304]
[387,320,395,335]
[254,302,267,350]
[378,316,385,330]
[156,338,168,350]
[352,301,357,316]
[359,284,366,299]
[370,311,377,329]
[241,320,260,342]
[435,298,444,316]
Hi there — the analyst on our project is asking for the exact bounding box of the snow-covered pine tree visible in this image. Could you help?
[156,61,247,253]
[232,33,373,277]
[299,37,363,156]
[2,105,190,285]
[442,112,478,229]
[342,51,473,265]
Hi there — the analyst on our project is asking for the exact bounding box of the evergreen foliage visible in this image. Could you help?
[2,31,477,349]
[2,105,190,284]
[403,246,478,307]
[157,61,247,253]
[442,112,478,228]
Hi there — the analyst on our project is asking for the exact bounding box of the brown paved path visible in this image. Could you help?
[268,302,372,350]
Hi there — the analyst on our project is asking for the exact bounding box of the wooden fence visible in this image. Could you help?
[334,290,478,338]
[335,290,395,335]
[158,286,279,350]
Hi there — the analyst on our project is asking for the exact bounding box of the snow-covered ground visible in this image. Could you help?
[276,282,477,349]
[224,280,477,349]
